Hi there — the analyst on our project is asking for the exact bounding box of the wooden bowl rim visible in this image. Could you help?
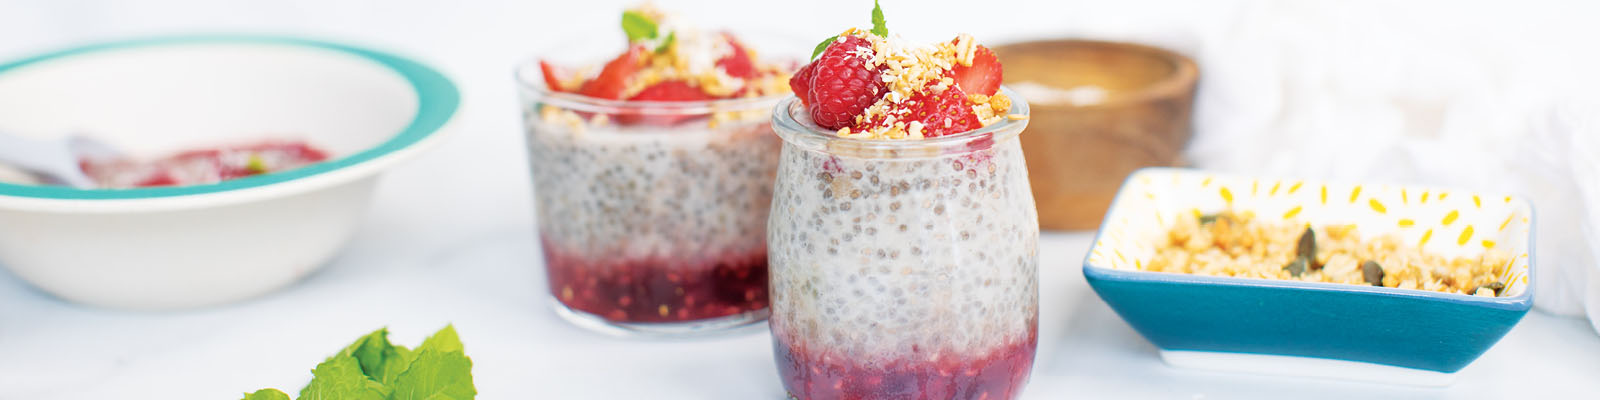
[993,39,1199,109]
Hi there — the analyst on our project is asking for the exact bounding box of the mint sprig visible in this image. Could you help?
[810,0,889,60]
[242,326,475,400]
[621,10,657,42]
[870,0,888,37]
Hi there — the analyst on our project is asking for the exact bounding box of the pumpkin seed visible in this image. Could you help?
[1284,257,1307,277]
[1296,227,1317,268]
[1361,260,1384,286]
[1475,281,1505,296]
[1199,213,1219,225]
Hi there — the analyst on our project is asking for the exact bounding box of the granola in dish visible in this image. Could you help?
[1146,210,1512,297]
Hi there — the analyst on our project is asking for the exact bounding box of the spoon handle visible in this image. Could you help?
[0,132,96,188]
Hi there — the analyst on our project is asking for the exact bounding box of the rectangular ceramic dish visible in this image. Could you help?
[1083,168,1534,386]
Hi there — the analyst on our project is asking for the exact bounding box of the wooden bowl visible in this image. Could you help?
[993,39,1198,231]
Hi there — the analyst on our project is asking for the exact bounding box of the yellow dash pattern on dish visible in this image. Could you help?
[1398,218,1415,227]
[1283,206,1302,219]
[1349,186,1362,203]
[1458,225,1475,245]
[1442,210,1460,226]
[1369,198,1387,213]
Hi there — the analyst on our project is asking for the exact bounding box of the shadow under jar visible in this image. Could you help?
[767,89,1040,400]
[515,59,783,336]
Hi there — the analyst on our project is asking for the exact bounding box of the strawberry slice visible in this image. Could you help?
[615,80,714,125]
[578,45,647,100]
[951,43,1002,96]
[539,60,577,92]
[716,32,758,79]
[627,80,713,102]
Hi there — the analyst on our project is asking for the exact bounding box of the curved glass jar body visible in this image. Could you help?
[514,56,783,336]
[767,89,1040,399]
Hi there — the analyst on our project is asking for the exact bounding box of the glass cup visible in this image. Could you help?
[514,47,786,336]
[768,89,1040,399]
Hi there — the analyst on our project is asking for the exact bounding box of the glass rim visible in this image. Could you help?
[771,86,1031,155]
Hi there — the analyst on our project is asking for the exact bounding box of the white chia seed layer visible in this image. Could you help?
[768,138,1040,362]
[524,108,779,265]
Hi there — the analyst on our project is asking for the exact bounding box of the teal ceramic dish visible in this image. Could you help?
[1083,168,1534,386]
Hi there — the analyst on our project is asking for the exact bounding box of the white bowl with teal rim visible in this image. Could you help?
[1084,168,1534,386]
[0,35,459,310]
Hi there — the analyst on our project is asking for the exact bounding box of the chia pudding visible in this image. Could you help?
[515,4,794,334]
[769,12,1039,399]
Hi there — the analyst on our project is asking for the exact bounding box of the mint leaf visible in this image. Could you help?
[241,389,290,400]
[811,36,837,60]
[340,328,415,386]
[656,31,676,54]
[389,350,475,400]
[377,346,417,387]
[870,0,888,37]
[299,355,387,400]
[417,325,464,354]
[621,10,658,42]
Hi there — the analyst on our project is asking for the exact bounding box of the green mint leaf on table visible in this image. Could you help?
[340,327,416,386]
[243,325,472,400]
[390,350,476,400]
[299,355,387,400]
[811,36,837,60]
[242,389,291,400]
[871,0,888,37]
[621,10,658,42]
[417,325,464,353]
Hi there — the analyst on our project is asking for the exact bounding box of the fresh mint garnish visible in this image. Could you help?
[243,326,474,400]
[810,36,838,60]
[810,0,888,60]
[621,10,658,42]
[871,0,888,37]
[656,31,676,54]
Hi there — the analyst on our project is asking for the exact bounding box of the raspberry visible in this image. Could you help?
[795,35,884,130]
[789,62,816,106]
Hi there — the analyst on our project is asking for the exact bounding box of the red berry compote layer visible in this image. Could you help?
[769,4,1038,398]
[522,4,793,330]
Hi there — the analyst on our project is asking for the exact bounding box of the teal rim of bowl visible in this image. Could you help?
[0,34,460,200]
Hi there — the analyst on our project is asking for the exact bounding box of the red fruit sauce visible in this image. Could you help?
[775,331,1038,400]
[541,238,769,323]
[80,141,329,188]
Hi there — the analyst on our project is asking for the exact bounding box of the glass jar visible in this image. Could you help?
[767,88,1040,399]
[514,53,784,336]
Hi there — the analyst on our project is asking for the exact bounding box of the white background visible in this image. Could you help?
[1,0,1598,398]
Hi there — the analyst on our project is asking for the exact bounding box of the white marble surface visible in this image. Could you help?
[0,0,1598,398]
